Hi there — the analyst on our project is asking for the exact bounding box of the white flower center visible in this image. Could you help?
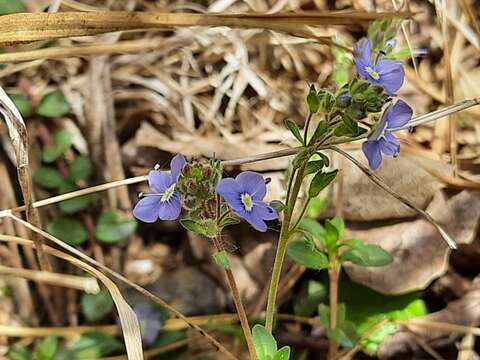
[160,183,176,203]
[241,193,253,211]
[366,66,380,80]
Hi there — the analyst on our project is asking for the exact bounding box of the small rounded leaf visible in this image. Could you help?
[47,217,88,246]
[286,240,329,270]
[37,90,71,118]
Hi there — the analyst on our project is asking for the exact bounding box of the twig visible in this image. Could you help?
[328,145,457,249]
[0,265,99,293]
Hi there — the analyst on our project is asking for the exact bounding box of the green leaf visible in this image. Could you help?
[298,219,326,248]
[306,85,320,114]
[317,90,336,113]
[269,200,285,214]
[286,240,329,270]
[327,321,359,348]
[81,290,114,322]
[340,244,393,267]
[42,129,73,163]
[311,121,329,143]
[304,160,324,176]
[154,331,186,347]
[69,156,93,182]
[324,219,342,250]
[272,346,291,360]
[94,209,137,244]
[10,94,33,118]
[219,216,240,228]
[308,170,338,198]
[327,217,345,239]
[37,90,71,118]
[64,332,123,358]
[47,217,88,246]
[33,167,64,189]
[285,119,304,145]
[307,197,328,218]
[293,280,326,317]
[213,250,231,270]
[180,219,218,238]
[318,304,330,328]
[58,182,97,214]
[252,325,277,360]
[8,344,32,360]
[0,0,25,14]
[36,335,58,360]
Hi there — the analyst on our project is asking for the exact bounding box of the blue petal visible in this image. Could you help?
[253,201,278,221]
[148,170,172,193]
[133,196,161,223]
[158,193,182,220]
[170,154,187,181]
[385,100,413,129]
[362,140,383,170]
[354,39,373,77]
[379,131,400,156]
[216,178,243,212]
[236,171,266,201]
[375,59,405,95]
[236,208,268,232]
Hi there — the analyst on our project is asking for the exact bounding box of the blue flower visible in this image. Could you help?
[354,39,405,95]
[133,154,186,222]
[216,171,278,232]
[132,302,162,347]
[362,100,413,170]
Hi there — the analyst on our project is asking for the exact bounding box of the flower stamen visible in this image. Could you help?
[365,66,380,80]
[161,183,176,203]
[241,193,254,212]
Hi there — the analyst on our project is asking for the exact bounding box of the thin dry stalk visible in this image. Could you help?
[328,146,458,249]
[0,11,412,45]
[0,87,50,271]
[0,265,100,294]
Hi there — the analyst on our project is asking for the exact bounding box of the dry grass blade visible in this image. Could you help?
[0,87,49,270]
[328,145,458,250]
[0,265,100,294]
[0,214,238,360]
[0,11,412,45]
[0,234,143,360]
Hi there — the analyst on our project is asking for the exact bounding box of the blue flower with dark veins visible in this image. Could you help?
[133,154,186,222]
[354,39,405,95]
[216,171,278,232]
[362,100,413,170]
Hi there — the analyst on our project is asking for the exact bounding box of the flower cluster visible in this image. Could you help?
[354,36,413,170]
[133,156,277,233]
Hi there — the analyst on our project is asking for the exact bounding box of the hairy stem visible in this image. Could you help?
[303,113,313,145]
[265,163,306,332]
[328,259,340,359]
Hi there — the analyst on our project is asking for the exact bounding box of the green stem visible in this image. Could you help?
[265,163,306,332]
[328,259,341,359]
[303,113,313,145]
[288,198,311,237]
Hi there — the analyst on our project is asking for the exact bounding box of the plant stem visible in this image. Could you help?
[265,163,306,332]
[303,113,313,145]
[328,259,341,359]
[215,196,257,360]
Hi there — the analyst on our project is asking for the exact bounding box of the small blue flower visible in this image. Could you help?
[362,100,413,170]
[354,39,405,95]
[132,302,162,347]
[216,171,278,232]
[133,154,186,222]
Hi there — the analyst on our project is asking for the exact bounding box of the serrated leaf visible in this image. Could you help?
[36,335,58,360]
[272,346,290,360]
[0,0,25,14]
[94,209,137,244]
[37,90,71,118]
[33,167,64,189]
[81,290,114,322]
[47,217,88,246]
[180,218,218,238]
[10,94,33,118]
[69,156,93,182]
[309,170,338,198]
[42,129,72,163]
[252,325,277,360]
[286,240,329,270]
[285,119,304,145]
[340,244,393,267]
[58,181,97,214]
[213,250,231,270]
